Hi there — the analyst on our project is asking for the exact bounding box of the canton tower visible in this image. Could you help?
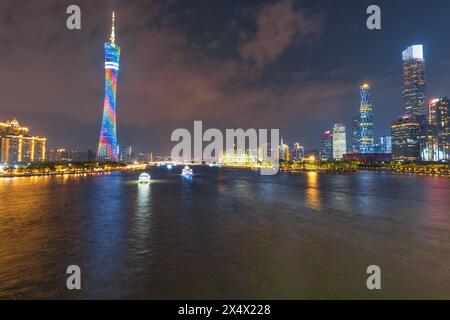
[97,12,121,162]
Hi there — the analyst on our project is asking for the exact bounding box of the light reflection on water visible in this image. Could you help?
[0,168,449,299]
[305,172,321,211]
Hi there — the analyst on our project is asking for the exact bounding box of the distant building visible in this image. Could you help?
[87,150,96,162]
[320,131,333,161]
[134,152,153,164]
[332,124,346,160]
[279,137,290,162]
[0,119,46,165]
[391,114,421,162]
[351,116,360,154]
[293,142,305,161]
[359,83,374,153]
[47,148,91,162]
[219,149,257,165]
[119,145,134,163]
[379,136,392,154]
[423,97,449,161]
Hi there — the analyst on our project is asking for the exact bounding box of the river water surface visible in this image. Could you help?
[0,167,449,299]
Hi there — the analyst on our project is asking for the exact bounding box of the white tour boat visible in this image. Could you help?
[182,166,193,176]
[138,172,151,184]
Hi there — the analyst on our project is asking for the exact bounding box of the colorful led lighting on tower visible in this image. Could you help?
[359,83,374,154]
[97,12,121,162]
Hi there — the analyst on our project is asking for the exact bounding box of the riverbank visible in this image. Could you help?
[359,164,450,177]
[278,161,449,177]
[0,162,148,178]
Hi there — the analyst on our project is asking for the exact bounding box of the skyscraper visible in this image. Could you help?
[380,136,392,154]
[293,142,305,161]
[279,137,290,162]
[391,114,421,162]
[320,130,333,161]
[402,45,428,160]
[351,116,360,154]
[359,83,374,153]
[332,123,346,160]
[97,12,121,162]
[402,45,426,117]
[424,98,449,161]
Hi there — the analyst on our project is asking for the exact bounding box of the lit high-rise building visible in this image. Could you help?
[332,123,346,160]
[97,12,121,162]
[293,142,305,161]
[359,83,374,153]
[0,119,46,164]
[320,130,333,161]
[351,116,360,154]
[391,114,421,162]
[380,136,392,154]
[402,45,426,117]
[423,98,449,161]
[279,137,290,162]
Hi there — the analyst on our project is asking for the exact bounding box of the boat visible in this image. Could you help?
[182,166,193,176]
[138,172,151,184]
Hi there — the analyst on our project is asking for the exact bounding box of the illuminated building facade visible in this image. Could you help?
[391,114,421,162]
[219,149,257,165]
[293,142,305,161]
[320,130,333,161]
[402,45,426,117]
[351,116,360,154]
[359,83,374,153]
[423,98,449,161]
[0,119,46,164]
[332,123,347,160]
[46,148,93,162]
[279,137,290,162]
[97,12,121,162]
[380,136,392,154]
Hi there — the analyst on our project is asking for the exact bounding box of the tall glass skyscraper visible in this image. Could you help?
[320,130,333,161]
[97,12,121,162]
[351,116,360,154]
[402,45,426,117]
[359,83,374,153]
[424,97,449,161]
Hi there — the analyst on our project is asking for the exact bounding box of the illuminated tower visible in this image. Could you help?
[359,83,374,153]
[97,12,121,162]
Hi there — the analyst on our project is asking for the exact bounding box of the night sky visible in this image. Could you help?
[1,0,450,155]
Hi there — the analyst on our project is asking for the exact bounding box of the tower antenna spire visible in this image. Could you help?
[110,11,116,45]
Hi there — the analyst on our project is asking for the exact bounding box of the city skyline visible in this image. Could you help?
[1,1,450,155]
